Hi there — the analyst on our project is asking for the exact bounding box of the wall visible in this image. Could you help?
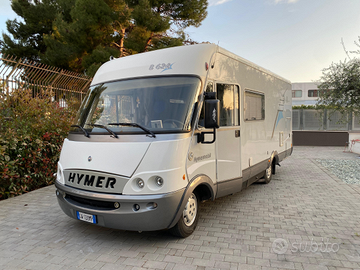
[293,131,348,146]
[348,132,360,154]
[292,82,319,106]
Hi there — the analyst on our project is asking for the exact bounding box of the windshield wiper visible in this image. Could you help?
[87,123,118,138]
[108,122,156,138]
[71,125,90,138]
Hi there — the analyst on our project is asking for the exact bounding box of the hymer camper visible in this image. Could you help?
[55,44,292,237]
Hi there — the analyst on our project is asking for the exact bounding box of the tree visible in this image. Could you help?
[42,0,128,74]
[1,0,208,76]
[317,58,360,119]
[0,0,59,61]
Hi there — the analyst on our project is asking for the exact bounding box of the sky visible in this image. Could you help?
[1,0,360,83]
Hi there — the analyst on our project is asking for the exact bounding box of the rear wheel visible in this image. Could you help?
[169,192,199,238]
[263,163,273,184]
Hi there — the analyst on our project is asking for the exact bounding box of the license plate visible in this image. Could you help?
[76,211,96,224]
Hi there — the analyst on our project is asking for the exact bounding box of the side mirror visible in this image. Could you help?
[204,99,220,129]
[197,99,220,144]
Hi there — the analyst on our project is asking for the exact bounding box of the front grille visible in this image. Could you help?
[65,194,117,210]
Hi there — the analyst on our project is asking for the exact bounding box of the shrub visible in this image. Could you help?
[0,87,79,200]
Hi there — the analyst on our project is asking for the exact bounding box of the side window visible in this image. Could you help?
[198,82,214,128]
[292,90,302,98]
[244,90,265,121]
[217,84,240,127]
[308,89,318,97]
[234,85,240,125]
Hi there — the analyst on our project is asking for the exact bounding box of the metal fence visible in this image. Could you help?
[293,109,360,131]
[0,54,92,103]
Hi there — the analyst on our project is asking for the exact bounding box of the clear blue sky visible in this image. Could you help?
[1,0,360,82]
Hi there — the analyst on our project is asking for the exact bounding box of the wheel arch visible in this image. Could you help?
[167,174,216,229]
[270,151,279,174]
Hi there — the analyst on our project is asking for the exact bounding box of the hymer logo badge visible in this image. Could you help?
[68,173,116,189]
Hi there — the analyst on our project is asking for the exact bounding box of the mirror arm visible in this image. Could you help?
[197,128,216,144]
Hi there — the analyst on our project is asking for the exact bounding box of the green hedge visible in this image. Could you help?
[0,88,79,200]
[292,105,340,110]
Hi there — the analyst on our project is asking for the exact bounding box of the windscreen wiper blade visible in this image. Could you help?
[108,122,156,138]
[71,125,90,138]
[87,123,118,138]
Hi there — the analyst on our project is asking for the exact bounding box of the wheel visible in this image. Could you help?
[263,163,273,184]
[169,192,199,238]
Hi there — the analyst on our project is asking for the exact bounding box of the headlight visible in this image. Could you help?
[56,164,62,182]
[155,176,164,187]
[136,178,145,189]
[147,175,165,191]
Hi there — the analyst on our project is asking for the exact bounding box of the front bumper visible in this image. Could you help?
[55,181,185,231]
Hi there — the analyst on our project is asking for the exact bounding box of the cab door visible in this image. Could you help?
[215,83,241,182]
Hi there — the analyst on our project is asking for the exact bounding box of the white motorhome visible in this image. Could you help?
[55,44,292,237]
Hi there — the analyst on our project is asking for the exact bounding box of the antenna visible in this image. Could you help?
[211,41,220,69]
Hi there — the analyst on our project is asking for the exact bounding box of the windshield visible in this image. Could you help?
[71,76,201,135]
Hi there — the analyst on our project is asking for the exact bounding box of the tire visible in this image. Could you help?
[263,163,273,184]
[169,192,199,238]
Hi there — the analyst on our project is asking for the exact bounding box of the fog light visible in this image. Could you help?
[114,202,120,209]
[133,204,140,211]
[155,176,163,187]
[146,202,158,209]
[56,190,60,196]
[136,178,144,188]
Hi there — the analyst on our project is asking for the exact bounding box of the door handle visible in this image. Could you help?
[235,130,240,137]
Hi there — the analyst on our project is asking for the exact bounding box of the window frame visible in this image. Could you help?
[292,90,302,98]
[71,75,202,135]
[244,89,265,121]
[196,80,214,130]
[308,89,319,97]
[216,83,240,127]
[197,82,241,129]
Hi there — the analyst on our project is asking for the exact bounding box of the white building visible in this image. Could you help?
[291,82,319,106]
[291,82,360,135]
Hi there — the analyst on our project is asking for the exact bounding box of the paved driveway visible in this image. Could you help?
[0,147,360,270]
